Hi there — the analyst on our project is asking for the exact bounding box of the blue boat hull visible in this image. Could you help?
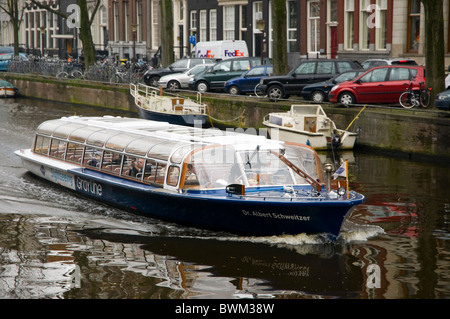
[136,104,208,126]
[71,168,362,238]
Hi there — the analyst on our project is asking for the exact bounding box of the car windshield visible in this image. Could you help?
[188,65,210,76]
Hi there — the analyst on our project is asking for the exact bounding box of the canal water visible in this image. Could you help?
[0,97,449,301]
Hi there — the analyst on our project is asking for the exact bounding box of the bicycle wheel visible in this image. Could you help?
[110,74,120,84]
[56,72,69,80]
[399,92,415,109]
[419,89,431,108]
[254,83,265,98]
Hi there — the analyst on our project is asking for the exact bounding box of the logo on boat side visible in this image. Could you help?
[76,177,102,196]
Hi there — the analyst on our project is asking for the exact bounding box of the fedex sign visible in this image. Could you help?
[194,41,249,59]
[224,50,245,57]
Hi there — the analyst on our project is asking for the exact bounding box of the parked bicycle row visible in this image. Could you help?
[5,54,150,84]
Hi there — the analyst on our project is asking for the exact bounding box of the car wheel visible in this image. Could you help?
[229,85,240,95]
[167,80,181,91]
[311,91,326,103]
[267,85,284,101]
[338,92,355,106]
[149,76,159,87]
[196,81,209,93]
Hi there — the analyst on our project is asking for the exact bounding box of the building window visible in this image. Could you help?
[345,0,354,50]
[224,5,235,40]
[360,0,370,50]
[152,1,160,49]
[210,10,217,41]
[180,0,184,21]
[240,5,247,40]
[136,1,143,42]
[308,1,320,53]
[407,0,420,52]
[199,10,207,42]
[190,10,197,30]
[124,1,129,42]
[114,2,119,42]
[287,1,297,53]
[375,0,387,50]
[100,6,107,25]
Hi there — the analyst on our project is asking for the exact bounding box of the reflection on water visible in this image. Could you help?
[0,98,449,299]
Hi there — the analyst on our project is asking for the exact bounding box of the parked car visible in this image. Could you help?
[189,57,271,93]
[0,53,28,71]
[445,73,450,90]
[328,65,426,106]
[258,59,361,101]
[435,89,450,110]
[143,58,216,87]
[157,63,214,90]
[301,70,365,102]
[224,65,273,95]
[361,58,418,70]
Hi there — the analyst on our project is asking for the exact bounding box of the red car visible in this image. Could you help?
[328,66,426,105]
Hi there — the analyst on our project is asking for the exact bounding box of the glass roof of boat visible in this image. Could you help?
[35,117,285,162]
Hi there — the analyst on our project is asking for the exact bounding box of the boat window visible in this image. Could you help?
[142,159,158,183]
[153,162,167,185]
[66,142,84,164]
[105,133,142,151]
[49,139,67,159]
[69,126,103,143]
[86,130,119,147]
[183,145,236,189]
[166,166,180,186]
[170,143,202,164]
[52,123,85,139]
[125,137,162,156]
[83,147,103,168]
[36,120,65,136]
[34,135,50,155]
[147,141,181,161]
[238,149,295,186]
[101,151,123,175]
[284,144,321,181]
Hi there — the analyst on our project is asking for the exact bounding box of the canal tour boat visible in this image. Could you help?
[15,116,365,239]
[130,83,209,126]
[263,104,359,150]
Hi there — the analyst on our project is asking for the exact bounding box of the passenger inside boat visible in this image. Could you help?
[129,158,152,177]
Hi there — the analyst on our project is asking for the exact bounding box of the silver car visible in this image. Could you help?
[158,64,214,90]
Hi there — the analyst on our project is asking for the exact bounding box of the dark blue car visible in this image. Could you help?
[435,90,450,110]
[224,65,273,95]
[301,70,365,102]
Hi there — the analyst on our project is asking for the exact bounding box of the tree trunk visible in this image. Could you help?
[421,0,445,106]
[271,0,289,75]
[160,0,174,67]
[78,0,96,69]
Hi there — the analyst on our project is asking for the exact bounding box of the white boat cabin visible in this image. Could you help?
[31,116,323,191]
[266,104,336,134]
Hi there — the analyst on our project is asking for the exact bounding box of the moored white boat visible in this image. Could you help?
[0,79,18,97]
[15,116,364,239]
[263,104,359,150]
[131,83,209,126]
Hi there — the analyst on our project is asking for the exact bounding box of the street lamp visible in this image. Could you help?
[131,24,137,63]
[256,19,265,65]
[40,26,45,57]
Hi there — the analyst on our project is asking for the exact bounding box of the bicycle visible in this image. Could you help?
[399,81,431,109]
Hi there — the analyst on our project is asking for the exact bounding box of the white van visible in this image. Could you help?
[194,40,249,60]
